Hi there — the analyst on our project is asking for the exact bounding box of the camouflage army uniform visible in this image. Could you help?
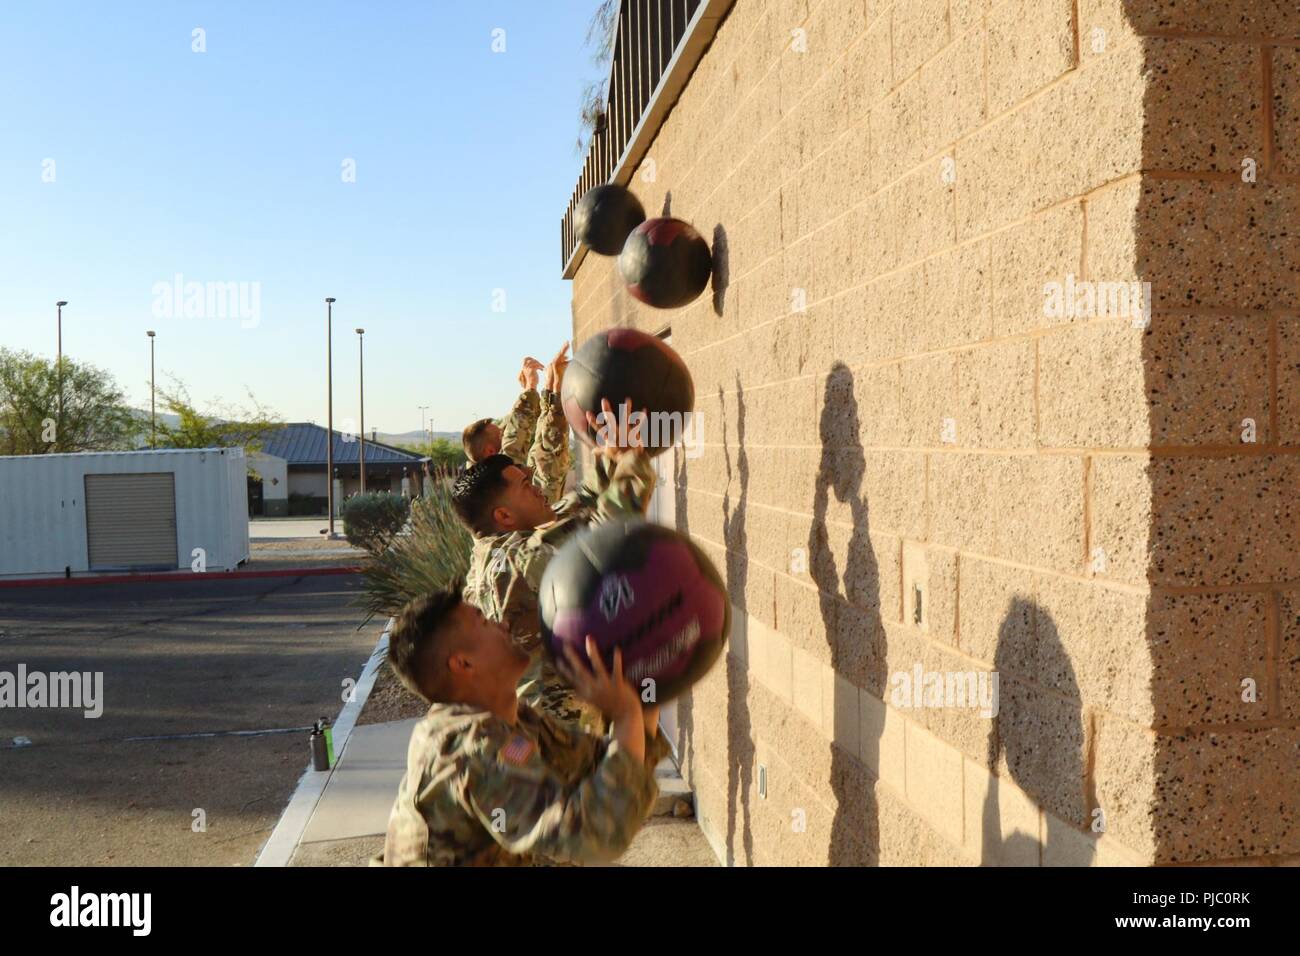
[379,700,669,866]
[498,387,569,504]
[462,451,656,732]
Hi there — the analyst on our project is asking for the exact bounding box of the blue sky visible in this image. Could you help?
[0,1,603,434]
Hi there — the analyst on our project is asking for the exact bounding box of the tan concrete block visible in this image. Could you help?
[1277,47,1300,177]
[1090,712,1156,858]
[856,450,928,540]
[877,776,976,865]
[766,625,794,704]
[985,0,1076,117]
[1279,316,1300,445]
[914,640,1001,765]
[746,612,773,689]
[990,200,1085,338]
[839,14,893,119]
[995,454,1087,574]
[1122,1,1300,38]
[927,546,959,644]
[833,673,861,756]
[957,557,1035,666]
[1151,314,1271,446]
[964,759,1042,865]
[1034,575,1152,723]
[1088,454,1152,585]
[954,338,1037,449]
[890,161,957,268]
[808,208,859,312]
[1275,589,1300,722]
[815,523,901,625]
[949,0,991,38]
[891,0,951,83]
[1143,38,1263,174]
[836,266,924,366]
[860,690,908,793]
[1148,726,1300,862]
[904,722,966,845]
[900,351,958,447]
[1134,179,1300,312]
[847,188,897,283]
[1076,0,1141,63]
[918,26,986,152]
[1148,591,1270,726]
[928,451,999,554]
[1041,811,1146,866]
[868,79,926,193]
[995,674,1092,827]
[923,239,993,350]
[1146,454,1300,587]
[849,361,906,447]
[773,571,834,660]
[957,41,1144,239]
[1038,322,1148,449]
[835,595,890,696]
[791,644,824,727]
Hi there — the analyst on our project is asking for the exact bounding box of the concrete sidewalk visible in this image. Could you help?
[281,714,719,867]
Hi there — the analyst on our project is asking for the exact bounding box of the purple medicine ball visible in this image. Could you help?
[539,518,730,704]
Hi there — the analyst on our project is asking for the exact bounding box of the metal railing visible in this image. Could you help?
[560,0,734,278]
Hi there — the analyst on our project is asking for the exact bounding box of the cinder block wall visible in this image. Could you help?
[569,0,1300,865]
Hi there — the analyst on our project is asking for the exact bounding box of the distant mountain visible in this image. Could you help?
[375,430,460,446]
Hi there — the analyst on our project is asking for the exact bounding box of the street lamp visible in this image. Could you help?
[55,300,67,438]
[146,331,156,449]
[419,405,429,452]
[356,328,366,495]
[325,297,336,536]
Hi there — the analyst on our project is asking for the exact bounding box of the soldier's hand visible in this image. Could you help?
[586,397,650,460]
[519,356,543,391]
[558,637,641,721]
[544,342,570,393]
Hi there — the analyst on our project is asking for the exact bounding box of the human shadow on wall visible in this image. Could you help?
[672,437,697,781]
[711,224,730,317]
[720,378,755,865]
[811,363,886,865]
[982,598,1096,866]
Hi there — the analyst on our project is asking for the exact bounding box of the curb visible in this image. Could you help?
[0,565,362,590]
[253,618,393,868]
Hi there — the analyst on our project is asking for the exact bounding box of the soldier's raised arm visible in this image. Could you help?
[499,358,543,463]
[527,343,572,502]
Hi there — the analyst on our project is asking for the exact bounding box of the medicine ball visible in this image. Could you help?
[560,327,694,457]
[618,217,712,309]
[574,184,647,256]
[539,518,730,704]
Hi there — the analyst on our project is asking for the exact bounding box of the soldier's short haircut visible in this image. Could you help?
[451,454,514,535]
[462,418,496,463]
[387,582,467,703]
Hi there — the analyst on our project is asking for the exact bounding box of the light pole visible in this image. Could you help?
[55,300,67,439]
[419,405,429,452]
[146,331,156,448]
[356,328,366,495]
[325,297,336,536]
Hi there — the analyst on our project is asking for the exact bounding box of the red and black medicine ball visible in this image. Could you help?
[560,327,694,458]
[539,518,730,704]
[618,217,713,309]
[574,184,647,256]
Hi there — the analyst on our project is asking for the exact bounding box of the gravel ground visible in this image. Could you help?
[357,662,429,726]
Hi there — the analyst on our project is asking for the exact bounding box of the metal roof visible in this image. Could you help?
[259,423,424,466]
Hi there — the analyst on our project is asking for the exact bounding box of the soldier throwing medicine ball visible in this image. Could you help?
[453,398,654,734]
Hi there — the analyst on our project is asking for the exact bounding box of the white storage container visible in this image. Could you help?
[0,447,250,578]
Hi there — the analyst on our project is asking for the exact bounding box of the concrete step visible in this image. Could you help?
[651,756,694,818]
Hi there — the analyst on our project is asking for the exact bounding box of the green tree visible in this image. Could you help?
[155,377,283,457]
[0,348,140,455]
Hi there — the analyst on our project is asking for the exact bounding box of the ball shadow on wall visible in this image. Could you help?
[711,223,730,318]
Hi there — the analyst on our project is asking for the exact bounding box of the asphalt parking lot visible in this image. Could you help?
[0,574,382,866]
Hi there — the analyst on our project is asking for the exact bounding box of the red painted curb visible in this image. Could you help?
[0,565,363,590]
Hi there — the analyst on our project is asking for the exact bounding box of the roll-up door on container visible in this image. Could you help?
[84,472,178,570]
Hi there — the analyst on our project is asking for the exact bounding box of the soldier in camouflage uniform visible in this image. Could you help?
[377,590,667,866]
[462,345,571,503]
[454,400,655,733]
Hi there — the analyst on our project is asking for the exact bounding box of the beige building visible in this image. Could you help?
[563,0,1299,865]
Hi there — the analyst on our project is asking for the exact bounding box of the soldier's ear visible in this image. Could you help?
[492,504,514,531]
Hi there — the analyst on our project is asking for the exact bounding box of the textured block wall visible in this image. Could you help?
[569,0,1299,865]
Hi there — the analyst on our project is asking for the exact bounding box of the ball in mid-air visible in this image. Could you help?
[618,217,713,309]
[560,327,694,458]
[539,518,730,704]
[574,184,647,256]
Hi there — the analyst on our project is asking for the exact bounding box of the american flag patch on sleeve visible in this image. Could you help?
[500,734,536,766]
